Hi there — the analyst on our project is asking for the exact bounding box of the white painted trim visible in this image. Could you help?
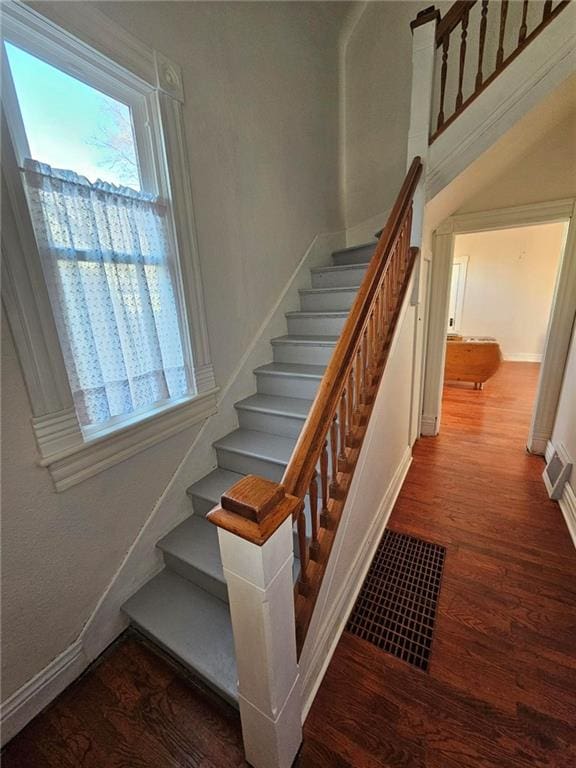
[427,4,576,200]
[531,433,551,456]
[447,199,575,234]
[503,353,543,363]
[301,447,412,719]
[0,640,86,747]
[40,389,218,492]
[420,414,438,437]
[546,440,556,464]
[558,482,576,550]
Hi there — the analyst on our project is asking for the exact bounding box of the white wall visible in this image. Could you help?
[453,224,565,361]
[2,1,348,704]
[343,0,451,234]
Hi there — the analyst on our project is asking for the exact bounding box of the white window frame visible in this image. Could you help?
[1,1,218,491]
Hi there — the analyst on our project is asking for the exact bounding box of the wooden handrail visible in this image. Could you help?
[209,158,423,653]
[429,0,570,140]
[282,157,423,500]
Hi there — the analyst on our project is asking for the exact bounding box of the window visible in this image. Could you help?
[1,2,217,490]
[3,37,194,434]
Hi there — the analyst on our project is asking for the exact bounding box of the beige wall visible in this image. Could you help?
[459,112,576,214]
[453,224,565,359]
[2,1,347,701]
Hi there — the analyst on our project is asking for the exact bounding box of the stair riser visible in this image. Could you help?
[286,314,347,336]
[187,493,217,517]
[272,343,335,365]
[215,447,285,483]
[163,552,228,604]
[311,266,367,289]
[236,407,306,438]
[299,289,357,312]
[332,245,375,266]
[256,372,321,399]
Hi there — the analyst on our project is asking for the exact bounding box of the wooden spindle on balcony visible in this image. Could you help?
[456,6,469,110]
[437,32,450,130]
[475,0,489,89]
[309,473,320,560]
[518,0,529,43]
[496,0,509,68]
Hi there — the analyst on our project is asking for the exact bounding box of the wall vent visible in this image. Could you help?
[543,443,572,500]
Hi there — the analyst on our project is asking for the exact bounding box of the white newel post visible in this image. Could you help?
[208,475,303,768]
[406,7,440,443]
[407,6,438,247]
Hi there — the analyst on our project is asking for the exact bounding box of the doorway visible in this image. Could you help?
[421,199,576,453]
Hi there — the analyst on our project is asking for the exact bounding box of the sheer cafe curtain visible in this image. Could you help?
[23,159,190,429]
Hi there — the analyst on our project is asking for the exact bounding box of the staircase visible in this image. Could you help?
[122,240,377,706]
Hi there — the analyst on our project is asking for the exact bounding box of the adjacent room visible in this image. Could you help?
[443,221,566,441]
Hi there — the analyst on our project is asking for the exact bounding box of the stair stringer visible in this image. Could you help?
[298,269,418,718]
[78,229,345,665]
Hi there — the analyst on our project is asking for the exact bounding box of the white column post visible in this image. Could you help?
[406,7,439,443]
[406,6,438,247]
[208,476,303,768]
[421,223,455,436]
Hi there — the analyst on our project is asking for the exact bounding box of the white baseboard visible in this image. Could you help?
[300,446,412,720]
[0,640,86,746]
[559,481,576,550]
[503,353,543,363]
[545,440,556,464]
[420,413,438,437]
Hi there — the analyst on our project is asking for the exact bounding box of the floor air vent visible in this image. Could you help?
[346,529,445,671]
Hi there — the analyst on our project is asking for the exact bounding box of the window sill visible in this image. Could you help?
[33,388,219,492]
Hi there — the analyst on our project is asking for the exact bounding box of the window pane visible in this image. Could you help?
[5,42,141,189]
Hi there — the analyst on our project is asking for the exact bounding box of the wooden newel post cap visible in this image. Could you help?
[207,474,302,546]
[410,5,440,31]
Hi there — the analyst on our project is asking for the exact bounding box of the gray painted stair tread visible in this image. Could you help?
[123,570,238,705]
[158,515,224,584]
[270,334,339,346]
[299,286,359,294]
[254,362,326,378]
[311,263,369,273]
[285,310,348,318]
[235,393,312,419]
[186,468,243,505]
[332,241,375,256]
[214,429,296,465]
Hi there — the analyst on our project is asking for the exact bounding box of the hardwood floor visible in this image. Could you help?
[301,362,576,768]
[3,362,575,767]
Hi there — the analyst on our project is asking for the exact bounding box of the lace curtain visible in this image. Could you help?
[23,159,190,428]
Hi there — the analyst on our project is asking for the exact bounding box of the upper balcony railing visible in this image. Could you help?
[431,0,570,141]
